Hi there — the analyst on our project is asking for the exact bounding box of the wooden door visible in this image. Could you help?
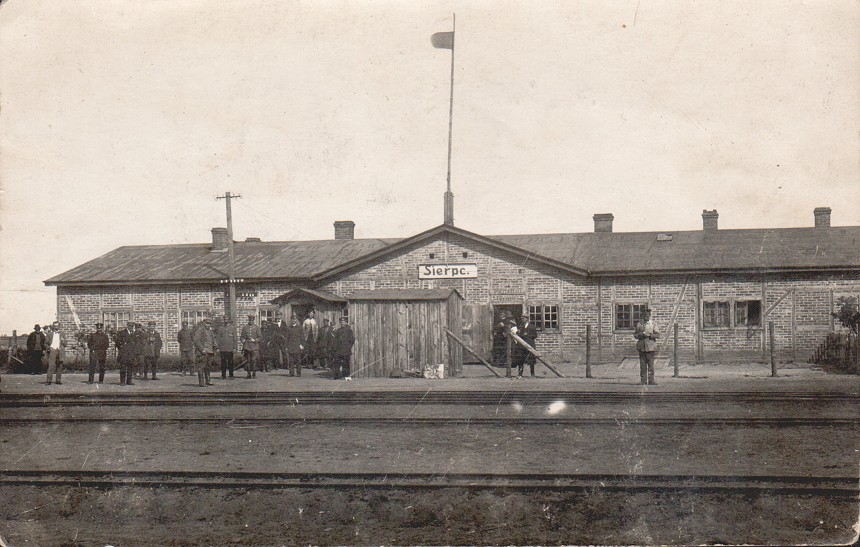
[462,304,493,362]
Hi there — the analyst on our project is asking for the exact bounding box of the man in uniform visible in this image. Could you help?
[132,323,147,379]
[26,324,46,375]
[271,313,289,372]
[285,316,305,377]
[634,308,660,385]
[515,313,538,378]
[216,316,237,379]
[115,321,136,385]
[193,318,216,387]
[44,321,67,385]
[332,317,355,380]
[142,321,163,380]
[260,319,274,371]
[240,315,261,379]
[86,323,110,384]
[317,318,335,371]
[177,321,194,376]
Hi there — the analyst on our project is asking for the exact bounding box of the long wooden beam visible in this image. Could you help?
[443,327,501,378]
[509,332,565,378]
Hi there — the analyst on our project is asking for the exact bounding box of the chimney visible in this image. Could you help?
[813,207,831,228]
[211,227,228,252]
[702,209,719,231]
[244,237,262,242]
[334,220,355,240]
[593,213,614,233]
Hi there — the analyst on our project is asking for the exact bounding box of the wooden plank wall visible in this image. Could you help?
[351,298,463,378]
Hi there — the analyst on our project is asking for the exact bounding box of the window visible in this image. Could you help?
[341,306,349,320]
[735,300,762,326]
[181,310,209,326]
[102,311,131,331]
[528,304,559,331]
[703,301,730,328]
[258,308,276,323]
[614,303,649,330]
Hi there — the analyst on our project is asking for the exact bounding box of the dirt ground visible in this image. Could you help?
[2,485,857,546]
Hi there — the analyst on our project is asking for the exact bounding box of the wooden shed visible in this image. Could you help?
[270,288,347,325]
[348,288,463,378]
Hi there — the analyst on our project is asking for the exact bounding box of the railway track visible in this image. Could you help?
[2,470,856,496]
[1,416,856,426]
[2,390,857,407]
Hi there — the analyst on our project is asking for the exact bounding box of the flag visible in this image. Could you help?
[431,31,454,49]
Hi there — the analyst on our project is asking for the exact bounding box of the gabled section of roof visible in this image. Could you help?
[312,224,590,282]
[270,288,347,305]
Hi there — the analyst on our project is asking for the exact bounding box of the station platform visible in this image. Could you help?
[2,360,858,395]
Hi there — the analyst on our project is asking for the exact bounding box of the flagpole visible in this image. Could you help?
[443,14,455,225]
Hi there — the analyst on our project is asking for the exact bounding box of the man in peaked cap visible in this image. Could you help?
[115,321,137,385]
[142,321,163,380]
[240,314,261,378]
[193,318,217,387]
[634,308,660,385]
[86,323,110,384]
[177,320,194,376]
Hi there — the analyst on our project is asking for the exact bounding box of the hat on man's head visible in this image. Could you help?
[126,320,135,326]
[34,324,40,329]
[248,314,256,320]
[148,321,156,326]
[339,317,348,323]
[96,323,104,328]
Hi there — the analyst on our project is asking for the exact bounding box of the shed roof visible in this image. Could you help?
[347,288,463,301]
[270,288,348,305]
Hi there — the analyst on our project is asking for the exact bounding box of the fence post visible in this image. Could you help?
[855,333,860,376]
[585,325,592,378]
[769,321,777,377]
[506,328,512,378]
[673,323,679,378]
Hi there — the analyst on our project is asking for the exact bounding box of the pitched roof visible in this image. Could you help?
[44,224,860,286]
[491,226,860,275]
[44,238,398,286]
[348,288,462,301]
[270,288,348,305]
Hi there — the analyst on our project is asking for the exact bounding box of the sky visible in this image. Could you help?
[0,0,858,334]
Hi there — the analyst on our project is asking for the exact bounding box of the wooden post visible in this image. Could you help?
[673,323,679,378]
[509,331,565,378]
[855,333,859,376]
[769,321,777,377]
[585,325,592,378]
[443,327,501,378]
[505,327,512,378]
[8,330,16,367]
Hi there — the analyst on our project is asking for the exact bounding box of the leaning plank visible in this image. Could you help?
[509,332,565,378]
[443,327,501,378]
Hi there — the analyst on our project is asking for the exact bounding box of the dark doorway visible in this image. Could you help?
[290,304,315,322]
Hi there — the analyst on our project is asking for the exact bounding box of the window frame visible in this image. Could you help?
[701,299,764,330]
[102,310,132,332]
[613,302,650,332]
[181,309,210,327]
[526,303,560,332]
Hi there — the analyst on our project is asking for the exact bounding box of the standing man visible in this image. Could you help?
[216,316,237,380]
[26,325,46,375]
[115,321,136,385]
[177,321,194,376]
[86,323,110,384]
[193,318,216,387]
[44,321,66,385]
[332,317,355,380]
[260,319,274,371]
[302,309,319,369]
[634,308,660,385]
[240,315,261,379]
[142,321,163,380]
[272,313,289,372]
[131,323,146,380]
[285,316,304,377]
[317,318,335,371]
[515,313,538,378]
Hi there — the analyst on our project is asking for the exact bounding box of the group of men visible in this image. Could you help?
[110,321,164,385]
[492,312,539,378]
[24,321,67,383]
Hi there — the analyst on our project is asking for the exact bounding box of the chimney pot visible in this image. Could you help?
[211,227,229,251]
[702,209,719,231]
[813,207,831,228]
[593,213,614,233]
[334,220,356,240]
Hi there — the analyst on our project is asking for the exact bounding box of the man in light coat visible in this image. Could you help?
[634,308,660,385]
[44,321,67,385]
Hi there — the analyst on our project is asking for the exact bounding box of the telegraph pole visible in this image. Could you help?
[216,192,241,326]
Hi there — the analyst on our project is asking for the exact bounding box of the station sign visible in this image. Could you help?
[418,263,478,279]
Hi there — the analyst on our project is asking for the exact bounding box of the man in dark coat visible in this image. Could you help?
[193,318,217,387]
[271,313,290,372]
[285,317,305,377]
[26,325,46,375]
[332,317,355,380]
[514,313,538,378]
[177,321,194,376]
[317,318,335,371]
[260,319,274,371]
[240,315,262,379]
[634,308,660,385]
[86,323,111,384]
[215,317,237,379]
[142,321,163,380]
[114,321,136,385]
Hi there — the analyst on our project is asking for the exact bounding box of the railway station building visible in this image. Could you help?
[45,207,860,376]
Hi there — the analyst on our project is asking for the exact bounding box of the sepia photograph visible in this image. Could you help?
[0,1,858,545]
